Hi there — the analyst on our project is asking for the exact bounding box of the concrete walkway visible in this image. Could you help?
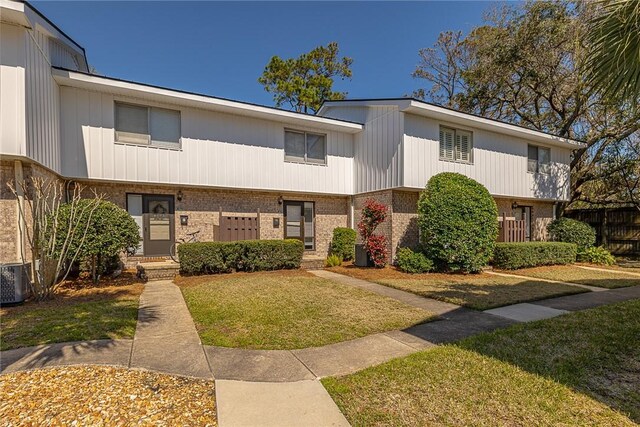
[576,264,640,277]
[485,270,606,292]
[2,272,640,427]
[131,280,212,378]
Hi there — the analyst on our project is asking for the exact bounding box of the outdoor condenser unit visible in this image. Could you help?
[0,263,31,305]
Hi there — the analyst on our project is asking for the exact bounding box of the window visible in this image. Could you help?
[115,102,181,146]
[527,145,551,174]
[439,126,473,163]
[284,130,326,165]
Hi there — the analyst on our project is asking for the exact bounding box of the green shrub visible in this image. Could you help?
[493,242,577,269]
[178,239,303,275]
[418,173,498,273]
[325,254,342,267]
[330,227,357,261]
[578,246,616,265]
[55,199,140,283]
[547,218,596,251]
[396,247,434,274]
[239,239,304,272]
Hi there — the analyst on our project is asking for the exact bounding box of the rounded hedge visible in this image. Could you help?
[330,227,357,261]
[418,173,498,273]
[55,199,140,269]
[547,217,596,251]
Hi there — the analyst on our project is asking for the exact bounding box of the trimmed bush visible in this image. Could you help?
[418,173,498,273]
[578,246,616,265]
[547,218,596,251]
[396,247,434,274]
[55,199,140,283]
[493,242,577,270]
[330,227,357,261]
[325,254,342,267]
[178,239,303,275]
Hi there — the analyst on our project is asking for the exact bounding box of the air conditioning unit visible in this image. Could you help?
[0,263,31,305]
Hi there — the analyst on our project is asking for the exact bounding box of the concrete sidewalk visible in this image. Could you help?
[130,280,212,379]
[216,380,350,427]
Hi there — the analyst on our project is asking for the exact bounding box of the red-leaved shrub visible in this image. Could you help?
[358,199,389,267]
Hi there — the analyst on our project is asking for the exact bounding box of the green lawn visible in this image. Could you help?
[324,299,640,426]
[0,283,142,351]
[179,271,433,350]
[329,265,586,310]
[506,265,640,288]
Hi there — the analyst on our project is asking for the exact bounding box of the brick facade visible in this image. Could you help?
[1,159,557,266]
[494,197,556,241]
[0,160,18,263]
[354,189,557,263]
[79,180,349,258]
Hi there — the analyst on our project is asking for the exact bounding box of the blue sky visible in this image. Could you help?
[33,1,499,108]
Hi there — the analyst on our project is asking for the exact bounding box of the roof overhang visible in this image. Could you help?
[321,99,586,149]
[1,0,88,69]
[53,68,363,133]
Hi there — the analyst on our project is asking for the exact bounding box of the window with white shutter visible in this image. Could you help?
[439,126,472,164]
[439,127,455,161]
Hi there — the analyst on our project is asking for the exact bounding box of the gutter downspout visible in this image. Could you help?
[349,196,355,229]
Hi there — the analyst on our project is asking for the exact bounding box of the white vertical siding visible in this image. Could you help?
[59,87,355,195]
[322,105,403,193]
[0,23,26,156]
[24,28,61,172]
[402,113,571,201]
[49,39,82,71]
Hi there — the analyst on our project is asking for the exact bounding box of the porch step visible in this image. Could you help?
[125,256,171,269]
[301,256,326,270]
[136,261,179,282]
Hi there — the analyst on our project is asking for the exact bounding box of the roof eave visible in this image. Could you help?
[52,68,364,133]
[403,101,585,148]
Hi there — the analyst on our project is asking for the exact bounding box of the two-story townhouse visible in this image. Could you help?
[319,99,580,259]
[0,0,583,268]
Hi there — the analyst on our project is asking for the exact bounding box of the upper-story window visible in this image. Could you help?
[284,130,327,165]
[115,102,181,147]
[527,144,551,174]
[439,126,473,163]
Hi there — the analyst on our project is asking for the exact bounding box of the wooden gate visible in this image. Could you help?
[218,208,260,242]
[497,216,527,242]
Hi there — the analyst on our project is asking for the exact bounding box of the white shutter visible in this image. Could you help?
[456,131,472,163]
[439,127,454,160]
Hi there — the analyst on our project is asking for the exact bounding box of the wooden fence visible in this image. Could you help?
[497,215,527,243]
[565,207,640,255]
[218,208,260,242]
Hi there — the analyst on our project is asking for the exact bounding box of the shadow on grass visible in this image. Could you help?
[0,290,160,372]
[412,300,640,422]
[384,279,587,310]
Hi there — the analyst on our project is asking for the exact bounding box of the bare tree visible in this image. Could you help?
[8,177,102,300]
[412,31,467,107]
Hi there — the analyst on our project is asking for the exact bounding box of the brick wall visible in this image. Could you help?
[0,161,18,263]
[78,181,349,258]
[494,197,556,241]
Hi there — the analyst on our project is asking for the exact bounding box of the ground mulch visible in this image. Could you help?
[0,366,216,426]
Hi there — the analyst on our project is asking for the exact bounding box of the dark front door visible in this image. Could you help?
[142,195,175,256]
[284,201,315,250]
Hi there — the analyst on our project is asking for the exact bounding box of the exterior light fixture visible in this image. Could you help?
[277,196,283,205]
[511,201,519,210]
[177,190,184,202]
